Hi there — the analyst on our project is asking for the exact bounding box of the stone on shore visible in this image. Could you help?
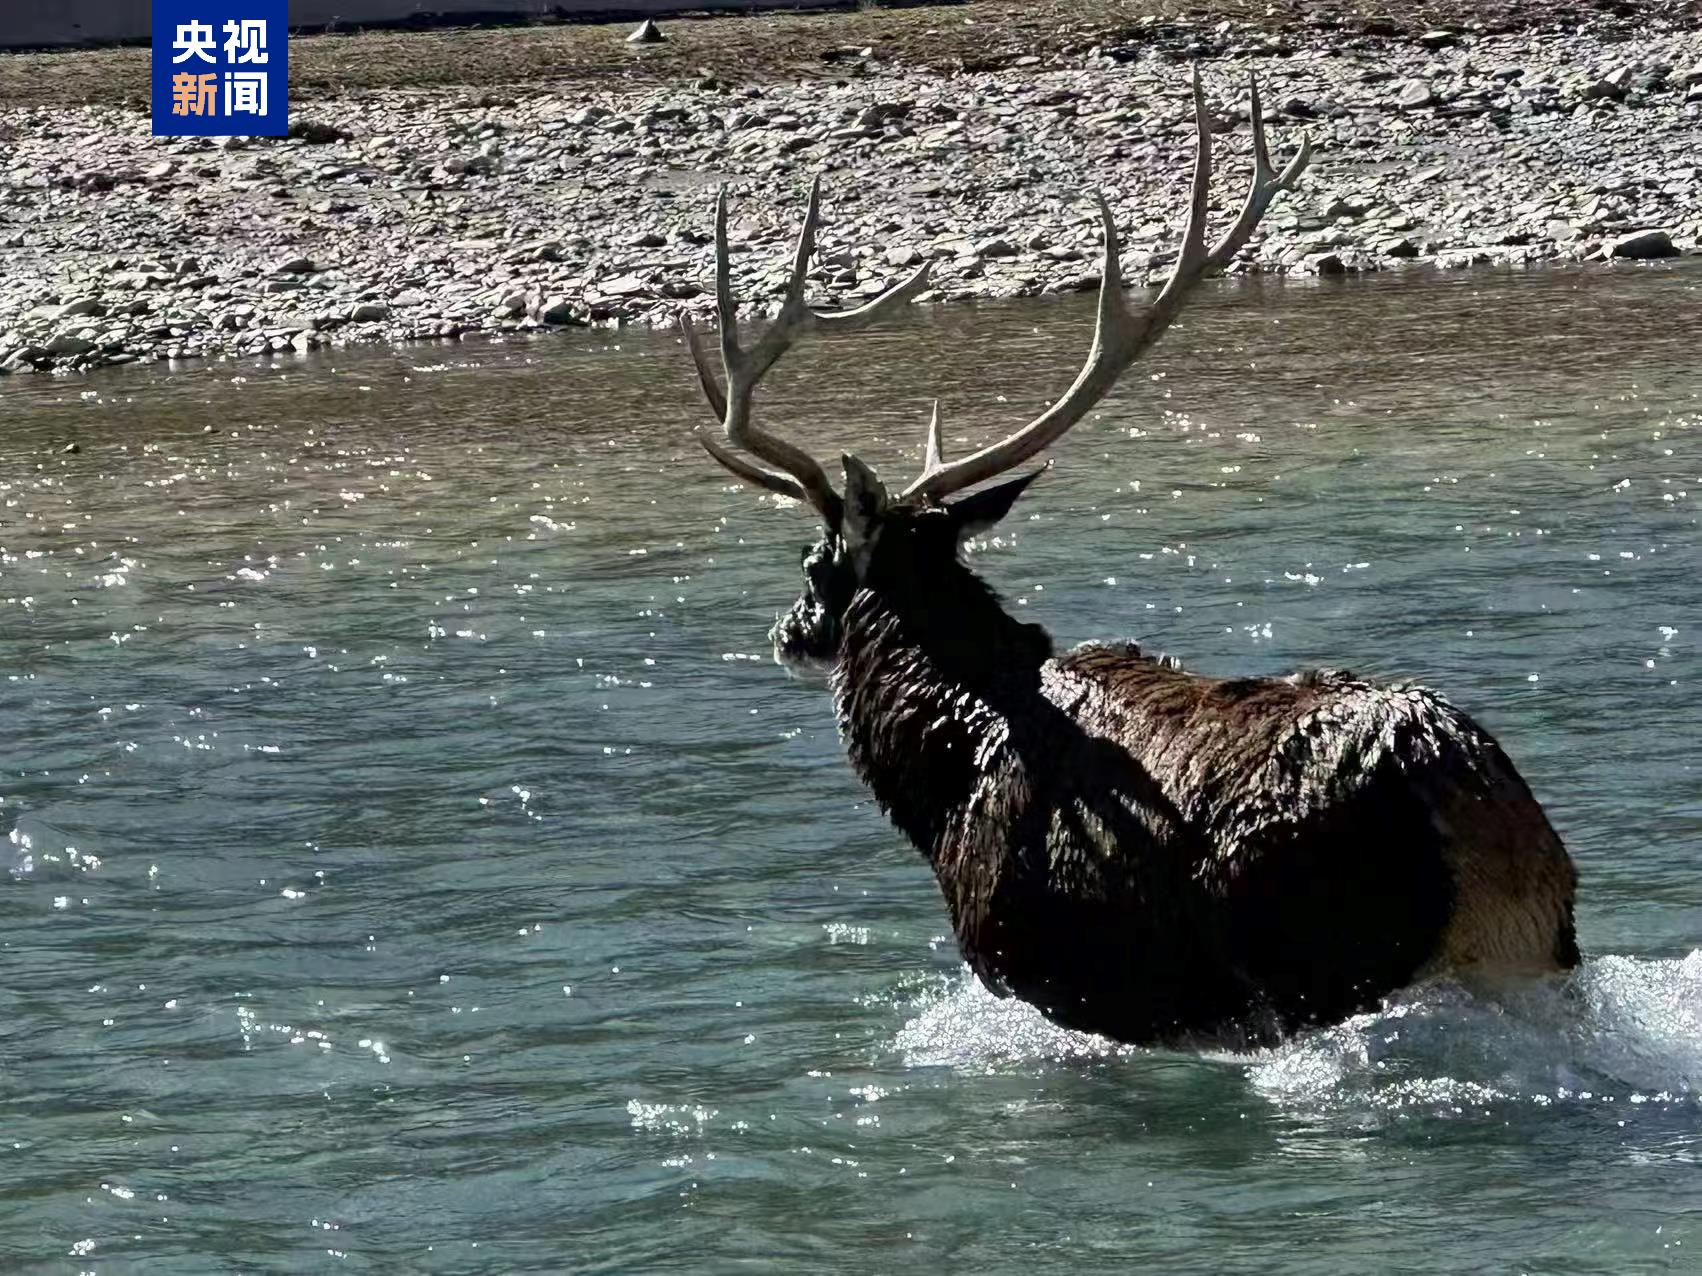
[288,120,351,144]
[1607,229,1678,259]
[1396,79,1435,109]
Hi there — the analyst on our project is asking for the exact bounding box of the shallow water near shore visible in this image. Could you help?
[3,262,1701,1271]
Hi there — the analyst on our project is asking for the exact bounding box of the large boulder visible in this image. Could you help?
[1607,229,1678,260]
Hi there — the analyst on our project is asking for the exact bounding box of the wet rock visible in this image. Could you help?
[445,153,499,175]
[1581,77,1626,102]
[627,19,663,44]
[1607,229,1678,259]
[289,120,350,144]
[1378,236,1420,258]
[855,101,912,130]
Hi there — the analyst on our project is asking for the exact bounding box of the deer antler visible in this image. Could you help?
[682,176,934,525]
[904,69,1310,502]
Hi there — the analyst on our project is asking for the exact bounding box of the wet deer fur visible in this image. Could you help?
[681,72,1579,1045]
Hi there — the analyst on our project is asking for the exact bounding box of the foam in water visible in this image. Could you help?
[895,973,1137,1068]
[896,954,1702,1112]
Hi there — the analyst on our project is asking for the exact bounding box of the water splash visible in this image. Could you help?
[1244,953,1702,1113]
[895,973,1136,1067]
[896,953,1702,1112]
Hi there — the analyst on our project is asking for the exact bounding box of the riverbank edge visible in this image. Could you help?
[2,9,1700,380]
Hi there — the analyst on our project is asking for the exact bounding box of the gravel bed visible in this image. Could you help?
[1,18,1699,376]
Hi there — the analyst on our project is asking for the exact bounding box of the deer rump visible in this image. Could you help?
[902,640,1579,1046]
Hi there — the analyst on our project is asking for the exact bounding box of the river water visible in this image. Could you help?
[3,263,1700,1272]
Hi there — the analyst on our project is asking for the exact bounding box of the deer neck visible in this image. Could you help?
[830,573,1052,855]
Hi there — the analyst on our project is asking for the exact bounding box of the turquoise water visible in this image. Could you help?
[2,263,1700,1272]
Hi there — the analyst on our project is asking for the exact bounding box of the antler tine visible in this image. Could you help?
[684,176,932,523]
[745,179,933,376]
[787,174,824,308]
[683,310,812,502]
[921,400,945,478]
[903,68,1309,502]
[694,429,811,501]
[683,306,811,502]
[714,185,739,369]
[900,186,1147,502]
[1152,67,1215,316]
[700,180,844,522]
[814,260,934,330]
[1205,72,1313,273]
[679,311,728,420]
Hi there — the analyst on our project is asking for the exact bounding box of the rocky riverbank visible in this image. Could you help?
[2,14,1700,376]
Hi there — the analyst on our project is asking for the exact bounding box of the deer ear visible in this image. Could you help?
[841,453,888,551]
[946,467,1044,540]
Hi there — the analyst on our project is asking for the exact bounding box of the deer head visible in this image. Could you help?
[680,71,1311,677]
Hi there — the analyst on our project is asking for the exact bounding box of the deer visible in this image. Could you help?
[677,71,1579,1047]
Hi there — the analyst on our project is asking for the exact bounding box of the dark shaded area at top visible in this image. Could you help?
[0,0,1695,106]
